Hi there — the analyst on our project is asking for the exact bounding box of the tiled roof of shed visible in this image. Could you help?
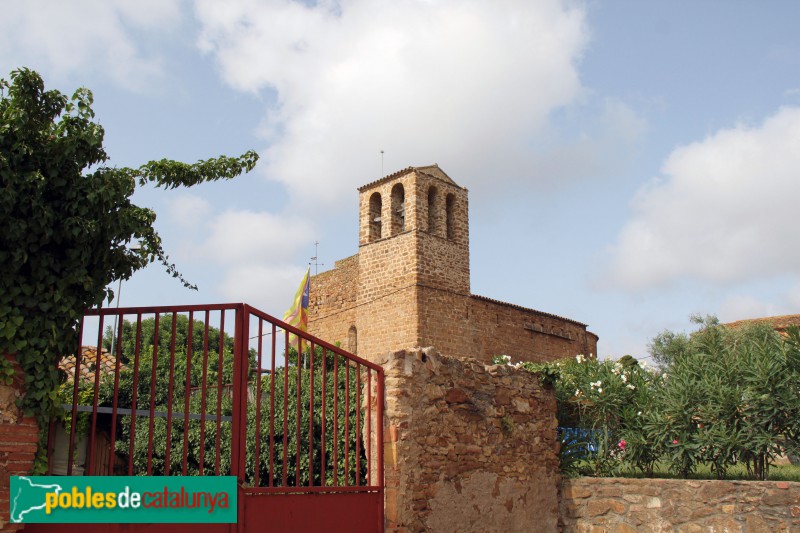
[357,164,464,191]
[725,314,800,333]
[59,346,127,384]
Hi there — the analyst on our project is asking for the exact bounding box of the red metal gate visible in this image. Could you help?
[35,303,384,532]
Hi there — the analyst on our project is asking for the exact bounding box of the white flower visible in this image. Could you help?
[621,373,628,383]
[597,388,603,394]
[501,354,511,364]
[627,384,636,390]
[637,411,642,416]
[575,389,582,397]
[575,354,586,364]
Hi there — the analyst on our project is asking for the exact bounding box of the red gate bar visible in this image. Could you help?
[50,303,384,487]
[49,302,384,532]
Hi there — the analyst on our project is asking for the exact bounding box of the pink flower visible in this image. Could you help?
[672,439,679,444]
[618,439,627,450]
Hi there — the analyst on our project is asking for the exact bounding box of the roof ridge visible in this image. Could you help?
[357,163,463,192]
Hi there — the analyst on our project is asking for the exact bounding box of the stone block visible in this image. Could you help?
[645,496,661,509]
[763,489,795,506]
[705,517,743,532]
[586,498,624,517]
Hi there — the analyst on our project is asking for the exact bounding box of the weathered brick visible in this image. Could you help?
[0,356,39,518]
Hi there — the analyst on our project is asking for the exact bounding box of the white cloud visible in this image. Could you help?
[193,0,589,206]
[788,283,800,309]
[0,0,181,90]
[523,98,647,188]
[216,264,309,315]
[196,210,315,265]
[169,193,212,227]
[170,207,314,307]
[717,295,791,323]
[608,106,800,290]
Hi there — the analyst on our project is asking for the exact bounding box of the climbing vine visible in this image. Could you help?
[0,68,258,467]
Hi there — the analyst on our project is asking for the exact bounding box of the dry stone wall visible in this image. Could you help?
[561,477,800,532]
[377,348,561,532]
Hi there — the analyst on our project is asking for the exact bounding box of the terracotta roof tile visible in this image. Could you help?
[724,314,800,334]
[59,346,127,384]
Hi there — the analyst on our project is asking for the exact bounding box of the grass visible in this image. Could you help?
[606,462,800,482]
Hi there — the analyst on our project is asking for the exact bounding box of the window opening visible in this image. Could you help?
[391,183,405,235]
[348,325,358,354]
[446,193,455,240]
[427,186,438,235]
[369,192,382,241]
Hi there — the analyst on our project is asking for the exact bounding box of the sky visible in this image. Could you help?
[3,0,800,361]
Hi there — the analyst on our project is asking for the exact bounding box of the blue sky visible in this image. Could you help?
[3,1,800,360]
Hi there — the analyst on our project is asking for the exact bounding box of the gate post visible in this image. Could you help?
[230,304,249,484]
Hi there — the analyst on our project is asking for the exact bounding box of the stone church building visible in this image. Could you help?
[308,164,597,364]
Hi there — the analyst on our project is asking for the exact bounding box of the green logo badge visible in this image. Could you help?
[10,476,237,524]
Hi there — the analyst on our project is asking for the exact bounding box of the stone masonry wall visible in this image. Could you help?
[466,296,598,363]
[0,354,38,532]
[417,289,598,364]
[561,477,800,532]
[308,254,359,352]
[311,259,598,365]
[378,348,561,532]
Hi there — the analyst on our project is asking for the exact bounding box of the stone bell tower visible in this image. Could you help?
[307,165,470,362]
[353,164,470,360]
[308,163,597,364]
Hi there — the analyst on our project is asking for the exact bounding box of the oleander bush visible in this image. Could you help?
[502,317,800,480]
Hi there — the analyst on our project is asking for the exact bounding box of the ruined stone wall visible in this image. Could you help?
[0,354,38,532]
[378,348,561,532]
[561,477,800,532]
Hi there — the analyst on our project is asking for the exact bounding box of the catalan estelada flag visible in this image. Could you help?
[283,267,310,351]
